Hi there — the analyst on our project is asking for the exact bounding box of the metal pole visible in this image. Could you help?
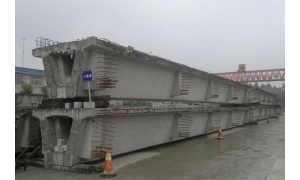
[22,38,25,67]
[88,81,91,103]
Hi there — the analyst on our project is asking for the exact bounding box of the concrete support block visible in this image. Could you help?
[84,102,95,108]
[57,139,66,146]
[74,102,82,108]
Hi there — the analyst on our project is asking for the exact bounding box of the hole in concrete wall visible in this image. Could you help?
[58,117,73,140]
[61,54,74,78]
[46,116,73,149]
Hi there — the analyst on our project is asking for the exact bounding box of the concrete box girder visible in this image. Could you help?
[32,105,278,167]
[32,37,277,104]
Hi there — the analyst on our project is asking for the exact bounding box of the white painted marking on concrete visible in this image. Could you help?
[206,127,247,139]
[113,152,161,170]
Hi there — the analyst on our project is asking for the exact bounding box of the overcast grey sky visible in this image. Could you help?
[15,0,285,86]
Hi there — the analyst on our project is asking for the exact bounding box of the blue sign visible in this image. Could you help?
[82,70,93,82]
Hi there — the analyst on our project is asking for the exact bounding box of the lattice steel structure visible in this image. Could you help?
[214,64,285,82]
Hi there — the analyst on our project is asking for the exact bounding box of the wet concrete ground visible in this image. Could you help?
[16,115,285,180]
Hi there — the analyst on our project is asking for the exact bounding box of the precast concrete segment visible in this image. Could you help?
[32,106,278,167]
[32,37,277,104]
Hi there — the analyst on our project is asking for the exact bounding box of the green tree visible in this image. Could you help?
[260,83,266,89]
[266,83,272,89]
[41,86,48,97]
[254,82,259,88]
[20,84,33,94]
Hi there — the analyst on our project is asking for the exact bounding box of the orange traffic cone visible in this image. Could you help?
[267,117,270,123]
[217,127,223,140]
[101,149,116,178]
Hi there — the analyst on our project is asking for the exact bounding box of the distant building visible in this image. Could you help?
[15,67,46,94]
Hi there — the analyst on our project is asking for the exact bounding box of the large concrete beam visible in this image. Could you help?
[32,105,278,167]
[32,37,277,104]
